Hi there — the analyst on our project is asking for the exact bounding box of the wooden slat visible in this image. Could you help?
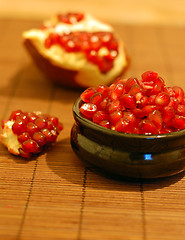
[0,18,185,240]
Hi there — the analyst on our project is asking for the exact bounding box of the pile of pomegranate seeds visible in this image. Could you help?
[44,31,118,73]
[57,13,84,24]
[79,71,185,135]
[1,110,63,158]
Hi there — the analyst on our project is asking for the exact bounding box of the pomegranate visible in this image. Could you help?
[0,110,63,158]
[79,71,185,135]
[23,12,128,88]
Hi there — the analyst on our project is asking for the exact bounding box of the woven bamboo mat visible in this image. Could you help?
[0,19,185,240]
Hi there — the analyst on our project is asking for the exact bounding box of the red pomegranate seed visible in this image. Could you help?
[110,83,124,100]
[148,110,162,130]
[99,120,111,129]
[121,94,136,109]
[139,119,158,135]
[161,106,175,126]
[176,105,185,116]
[9,110,24,120]
[80,87,97,102]
[32,132,47,146]
[107,100,123,113]
[141,71,158,82]
[79,103,97,119]
[155,92,170,107]
[90,92,103,106]
[18,132,30,143]
[35,118,47,129]
[12,119,27,135]
[26,122,38,136]
[125,78,139,93]
[173,86,184,103]
[173,115,185,130]
[92,111,109,124]
[109,110,123,126]
[22,139,39,153]
[114,118,130,133]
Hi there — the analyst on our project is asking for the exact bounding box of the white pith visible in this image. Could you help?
[23,13,128,87]
[0,120,21,155]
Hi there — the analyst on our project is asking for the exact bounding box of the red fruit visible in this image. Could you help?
[161,106,175,126]
[173,115,185,130]
[79,103,97,119]
[139,119,158,135]
[176,105,185,116]
[22,139,39,153]
[109,110,123,126]
[120,94,136,109]
[141,71,158,82]
[99,120,111,129]
[155,92,170,107]
[125,78,139,93]
[0,110,63,158]
[80,87,97,102]
[12,119,27,135]
[173,86,184,103]
[148,110,162,130]
[107,100,124,113]
[92,111,109,124]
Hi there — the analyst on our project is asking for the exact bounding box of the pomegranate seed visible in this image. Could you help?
[80,87,97,102]
[148,110,162,130]
[12,119,27,135]
[107,100,123,113]
[114,118,130,133]
[161,106,175,126]
[121,94,136,109]
[125,78,139,93]
[99,120,111,129]
[26,122,38,136]
[90,92,103,106]
[22,139,39,153]
[173,86,184,103]
[176,105,185,116]
[173,115,185,130]
[79,103,97,119]
[18,132,30,143]
[141,71,158,82]
[92,111,109,124]
[32,132,47,146]
[139,119,158,135]
[155,92,170,107]
[109,110,123,126]
[9,110,24,120]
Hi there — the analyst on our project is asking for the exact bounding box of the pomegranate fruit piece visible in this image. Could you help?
[0,110,63,158]
[79,71,185,135]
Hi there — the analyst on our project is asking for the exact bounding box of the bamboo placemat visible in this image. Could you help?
[0,19,185,240]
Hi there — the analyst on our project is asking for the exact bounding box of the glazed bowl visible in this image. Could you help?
[71,98,185,179]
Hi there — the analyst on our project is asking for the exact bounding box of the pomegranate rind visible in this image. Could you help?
[0,120,21,156]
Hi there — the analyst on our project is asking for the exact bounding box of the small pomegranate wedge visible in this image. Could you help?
[23,12,128,88]
[0,110,63,158]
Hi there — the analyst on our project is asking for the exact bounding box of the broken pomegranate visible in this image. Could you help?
[79,71,185,134]
[0,110,63,158]
[23,12,128,88]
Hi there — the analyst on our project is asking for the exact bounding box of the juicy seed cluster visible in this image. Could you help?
[57,12,84,24]
[79,71,185,135]
[44,31,118,73]
[4,110,63,158]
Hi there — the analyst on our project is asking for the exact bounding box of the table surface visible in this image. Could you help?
[1,18,185,240]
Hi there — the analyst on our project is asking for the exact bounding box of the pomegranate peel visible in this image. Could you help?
[0,110,63,158]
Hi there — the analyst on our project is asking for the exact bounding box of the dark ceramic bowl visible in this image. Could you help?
[71,98,185,179]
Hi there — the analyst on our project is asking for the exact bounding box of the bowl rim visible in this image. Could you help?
[73,97,185,140]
